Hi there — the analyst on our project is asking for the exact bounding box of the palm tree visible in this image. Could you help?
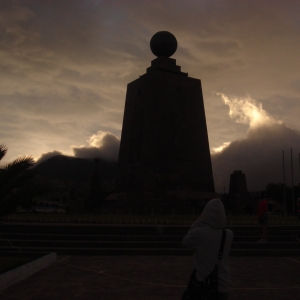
[0,144,43,216]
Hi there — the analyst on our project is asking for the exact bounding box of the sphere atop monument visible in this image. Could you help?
[150,31,177,57]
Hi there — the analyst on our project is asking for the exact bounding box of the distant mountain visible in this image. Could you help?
[33,155,118,183]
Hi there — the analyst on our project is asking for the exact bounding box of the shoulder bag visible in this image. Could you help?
[181,229,226,300]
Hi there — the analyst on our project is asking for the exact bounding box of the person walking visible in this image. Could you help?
[182,198,234,300]
[258,198,268,243]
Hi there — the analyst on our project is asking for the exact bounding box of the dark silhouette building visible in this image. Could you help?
[228,170,251,215]
[117,31,214,195]
[229,170,248,195]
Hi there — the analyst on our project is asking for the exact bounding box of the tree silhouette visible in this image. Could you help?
[0,144,48,216]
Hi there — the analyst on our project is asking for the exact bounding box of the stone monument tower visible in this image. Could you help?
[228,170,249,214]
[229,170,248,196]
[117,31,214,194]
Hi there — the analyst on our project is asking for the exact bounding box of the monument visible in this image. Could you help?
[117,31,215,197]
[229,170,248,195]
[228,170,251,214]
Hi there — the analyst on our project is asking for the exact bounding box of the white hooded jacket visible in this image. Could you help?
[182,198,234,293]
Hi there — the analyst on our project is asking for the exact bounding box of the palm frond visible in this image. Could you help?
[0,149,38,216]
[0,156,35,194]
[0,144,8,161]
[5,156,35,172]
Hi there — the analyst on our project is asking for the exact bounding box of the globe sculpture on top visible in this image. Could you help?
[150,31,177,57]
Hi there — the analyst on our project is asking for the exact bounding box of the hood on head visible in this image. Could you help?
[200,198,226,229]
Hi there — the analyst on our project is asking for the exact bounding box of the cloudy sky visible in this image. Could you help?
[1,0,300,192]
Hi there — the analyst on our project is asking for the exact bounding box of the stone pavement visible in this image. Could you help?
[0,255,299,300]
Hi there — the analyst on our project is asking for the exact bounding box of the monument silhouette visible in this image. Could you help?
[228,170,250,214]
[229,170,248,196]
[117,31,215,196]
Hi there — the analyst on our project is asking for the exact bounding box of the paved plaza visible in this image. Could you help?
[0,255,300,299]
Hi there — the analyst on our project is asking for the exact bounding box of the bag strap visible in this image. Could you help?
[218,229,226,260]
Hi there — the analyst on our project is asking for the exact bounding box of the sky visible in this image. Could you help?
[1,0,300,192]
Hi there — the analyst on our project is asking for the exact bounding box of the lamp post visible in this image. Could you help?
[283,151,286,216]
[291,149,295,216]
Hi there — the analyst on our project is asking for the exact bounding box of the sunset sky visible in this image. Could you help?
[1,0,300,192]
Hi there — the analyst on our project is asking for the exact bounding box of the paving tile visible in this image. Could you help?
[0,256,299,299]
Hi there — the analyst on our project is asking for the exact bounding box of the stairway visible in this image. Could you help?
[0,223,299,256]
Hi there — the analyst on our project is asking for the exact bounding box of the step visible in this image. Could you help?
[0,246,191,255]
[1,239,299,249]
[1,224,299,257]
[0,233,183,242]
[1,224,299,234]
[1,233,298,243]
[0,246,299,256]
[231,242,300,249]
[0,240,183,248]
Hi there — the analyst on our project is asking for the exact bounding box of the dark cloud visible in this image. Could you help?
[72,131,120,161]
[33,131,120,165]
[212,123,300,192]
[35,150,62,165]
[31,120,300,194]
